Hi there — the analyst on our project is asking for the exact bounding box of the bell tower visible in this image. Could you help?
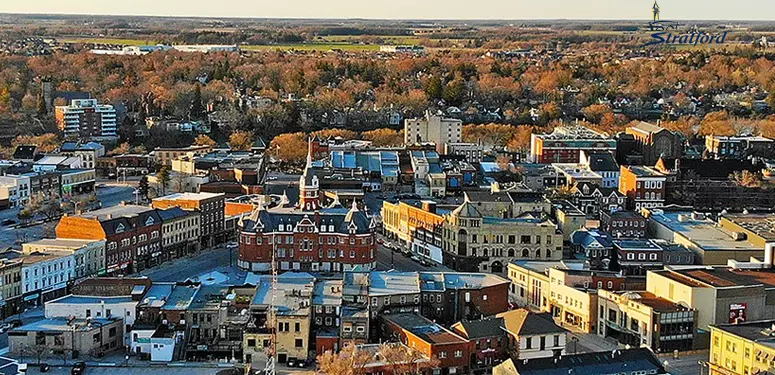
[299,138,320,211]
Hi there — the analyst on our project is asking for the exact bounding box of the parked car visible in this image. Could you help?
[0,322,12,333]
[286,358,298,367]
[71,362,86,375]
[1,219,15,226]
[9,320,23,328]
[39,363,50,372]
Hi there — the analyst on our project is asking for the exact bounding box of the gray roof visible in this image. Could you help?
[584,152,619,171]
[251,272,315,315]
[369,272,420,296]
[450,201,482,218]
[511,348,665,375]
[160,283,200,311]
[453,318,504,339]
[242,205,373,235]
[157,206,192,222]
[49,295,135,305]
[13,317,118,333]
[313,280,343,306]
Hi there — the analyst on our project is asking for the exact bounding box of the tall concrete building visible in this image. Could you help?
[55,99,117,140]
[404,111,462,154]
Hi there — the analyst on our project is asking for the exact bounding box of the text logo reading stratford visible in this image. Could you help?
[644,0,728,47]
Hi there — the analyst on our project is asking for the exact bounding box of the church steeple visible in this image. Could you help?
[299,137,320,212]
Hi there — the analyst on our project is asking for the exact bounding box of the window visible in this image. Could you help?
[248,339,256,347]
[109,327,117,337]
[525,337,532,349]
[438,351,447,359]
[454,350,463,358]
[295,322,300,332]
[295,339,303,348]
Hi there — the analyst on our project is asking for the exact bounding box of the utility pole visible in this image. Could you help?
[265,233,277,375]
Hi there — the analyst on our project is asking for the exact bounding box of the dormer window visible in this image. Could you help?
[279,224,285,231]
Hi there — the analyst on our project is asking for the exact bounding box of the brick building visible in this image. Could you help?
[152,192,225,248]
[55,99,117,140]
[625,122,683,165]
[600,210,647,239]
[530,125,616,164]
[618,166,666,210]
[237,201,377,273]
[56,204,163,274]
[382,313,473,375]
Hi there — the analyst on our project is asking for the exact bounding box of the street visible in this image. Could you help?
[135,245,244,284]
[96,185,138,208]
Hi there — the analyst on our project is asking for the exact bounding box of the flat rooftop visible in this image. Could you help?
[553,164,603,179]
[649,211,758,252]
[613,239,662,251]
[661,267,775,289]
[384,313,468,345]
[624,166,664,178]
[14,318,118,333]
[721,214,775,242]
[49,295,135,305]
[369,272,420,296]
[79,204,153,220]
[712,320,775,350]
[153,192,224,201]
[23,238,101,248]
[612,291,689,313]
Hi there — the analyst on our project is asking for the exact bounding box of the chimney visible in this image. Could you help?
[422,201,437,214]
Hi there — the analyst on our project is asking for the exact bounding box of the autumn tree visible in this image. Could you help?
[699,111,735,136]
[109,142,131,156]
[730,170,763,188]
[194,134,217,147]
[378,343,441,375]
[362,128,403,147]
[229,130,254,151]
[506,126,534,153]
[269,132,307,164]
[317,345,371,375]
[12,133,60,153]
[581,104,612,124]
[311,129,358,141]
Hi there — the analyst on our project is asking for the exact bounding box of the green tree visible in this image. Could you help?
[158,165,171,196]
[138,176,150,200]
[425,75,443,101]
[189,84,205,121]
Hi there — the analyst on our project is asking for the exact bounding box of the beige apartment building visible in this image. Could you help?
[404,111,462,153]
[22,239,106,278]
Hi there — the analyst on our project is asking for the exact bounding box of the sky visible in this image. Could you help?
[2,0,775,21]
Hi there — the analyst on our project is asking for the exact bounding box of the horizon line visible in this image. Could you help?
[1,12,773,23]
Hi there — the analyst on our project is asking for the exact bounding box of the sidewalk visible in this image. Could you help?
[13,351,243,369]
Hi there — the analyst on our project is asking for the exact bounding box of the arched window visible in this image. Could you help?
[546,249,552,258]
[508,249,515,257]
[521,249,529,257]
[535,249,541,258]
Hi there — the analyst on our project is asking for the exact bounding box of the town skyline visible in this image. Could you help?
[3,0,775,21]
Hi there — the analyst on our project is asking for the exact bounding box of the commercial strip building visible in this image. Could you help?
[709,320,775,375]
[645,210,765,265]
[151,192,226,248]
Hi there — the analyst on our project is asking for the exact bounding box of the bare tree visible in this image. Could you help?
[317,344,372,375]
